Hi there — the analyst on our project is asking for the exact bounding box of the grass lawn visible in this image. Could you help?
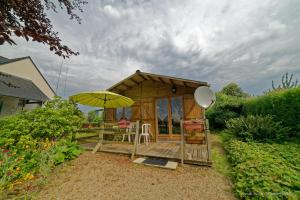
[210,133,232,176]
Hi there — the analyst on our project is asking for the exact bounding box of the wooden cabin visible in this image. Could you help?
[105,70,208,142]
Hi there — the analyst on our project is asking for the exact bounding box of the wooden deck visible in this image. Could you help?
[81,140,212,166]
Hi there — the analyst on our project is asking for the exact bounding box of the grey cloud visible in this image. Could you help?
[1,0,300,102]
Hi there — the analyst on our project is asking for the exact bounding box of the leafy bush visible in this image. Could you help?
[243,87,300,137]
[0,97,84,148]
[226,139,300,200]
[0,113,32,148]
[226,115,290,142]
[206,93,244,129]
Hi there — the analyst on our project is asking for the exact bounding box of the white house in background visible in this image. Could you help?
[0,56,55,116]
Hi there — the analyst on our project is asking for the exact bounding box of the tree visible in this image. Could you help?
[0,0,87,58]
[87,109,103,123]
[220,82,248,97]
[271,72,299,91]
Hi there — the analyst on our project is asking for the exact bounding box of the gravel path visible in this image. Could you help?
[35,152,234,200]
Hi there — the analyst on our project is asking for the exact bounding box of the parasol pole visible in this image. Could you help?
[103,94,107,122]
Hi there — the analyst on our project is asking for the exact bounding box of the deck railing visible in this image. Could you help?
[91,121,140,156]
[84,120,211,166]
[180,119,211,165]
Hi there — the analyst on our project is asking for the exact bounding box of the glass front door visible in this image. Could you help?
[157,96,183,139]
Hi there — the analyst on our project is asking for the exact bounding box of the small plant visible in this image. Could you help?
[225,115,289,142]
[51,139,83,165]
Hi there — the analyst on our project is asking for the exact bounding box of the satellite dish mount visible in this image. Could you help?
[194,86,216,161]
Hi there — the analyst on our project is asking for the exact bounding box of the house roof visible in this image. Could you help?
[0,72,49,101]
[107,70,208,93]
[0,56,56,96]
[0,56,29,65]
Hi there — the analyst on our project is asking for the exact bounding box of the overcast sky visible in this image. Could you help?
[1,0,300,98]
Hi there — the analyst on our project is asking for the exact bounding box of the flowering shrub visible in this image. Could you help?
[28,97,84,139]
[0,97,84,195]
[0,139,83,192]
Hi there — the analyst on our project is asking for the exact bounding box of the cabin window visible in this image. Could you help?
[170,96,183,134]
[157,96,183,137]
[157,98,169,134]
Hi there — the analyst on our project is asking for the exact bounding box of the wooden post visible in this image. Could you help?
[131,120,139,160]
[205,119,211,161]
[180,120,184,166]
[92,123,104,154]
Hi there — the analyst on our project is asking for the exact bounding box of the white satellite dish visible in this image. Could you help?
[194,86,216,109]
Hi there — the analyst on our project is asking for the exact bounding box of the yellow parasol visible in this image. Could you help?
[70,90,134,108]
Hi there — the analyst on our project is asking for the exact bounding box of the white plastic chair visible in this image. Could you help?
[139,123,151,145]
[122,122,134,142]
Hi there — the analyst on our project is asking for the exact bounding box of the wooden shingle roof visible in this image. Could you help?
[107,70,208,93]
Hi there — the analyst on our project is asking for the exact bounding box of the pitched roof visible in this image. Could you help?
[0,56,10,64]
[107,70,208,93]
[0,56,56,96]
[0,72,49,101]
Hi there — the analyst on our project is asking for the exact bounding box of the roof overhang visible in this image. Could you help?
[107,70,208,93]
[0,72,49,101]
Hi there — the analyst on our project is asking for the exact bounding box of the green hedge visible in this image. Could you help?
[226,115,289,142]
[226,139,300,199]
[243,87,300,137]
[206,93,244,129]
